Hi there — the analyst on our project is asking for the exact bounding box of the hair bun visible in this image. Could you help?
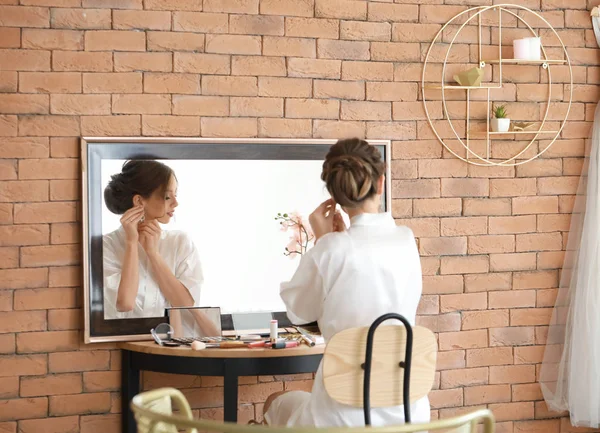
[104,173,132,215]
[321,138,385,209]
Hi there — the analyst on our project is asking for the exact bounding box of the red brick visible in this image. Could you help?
[52,51,112,72]
[49,94,109,116]
[286,17,338,39]
[83,72,142,93]
[440,255,489,275]
[230,97,282,117]
[464,384,511,406]
[440,292,486,313]
[0,116,16,137]
[205,34,261,55]
[537,251,565,270]
[258,118,311,138]
[413,198,460,217]
[51,8,111,29]
[144,73,200,94]
[468,235,515,254]
[440,367,487,389]
[0,398,47,421]
[0,50,50,72]
[173,53,230,74]
[115,52,173,72]
[231,55,286,77]
[0,225,48,247]
[429,388,463,409]
[490,365,536,385]
[202,76,257,96]
[466,347,513,368]
[489,327,535,347]
[81,115,141,136]
[0,181,48,203]
[0,333,15,353]
[512,383,543,402]
[18,416,80,433]
[201,118,257,138]
[230,14,283,36]
[84,371,120,392]
[17,330,79,353]
[22,29,82,51]
[489,215,536,235]
[489,290,536,310]
[20,72,81,94]
[14,287,76,311]
[341,21,390,41]
[462,310,509,330]
[312,120,364,139]
[538,214,571,232]
[288,58,341,79]
[113,94,171,115]
[84,30,145,52]
[490,253,537,272]
[142,115,200,136]
[0,292,12,312]
[80,0,139,6]
[489,402,534,422]
[0,268,48,289]
[511,308,553,327]
[260,0,312,17]
[341,101,390,121]
[258,77,311,98]
[49,351,110,373]
[0,355,47,377]
[147,31,204,52]
[315,0,366,20]
[441,217,488,236]
[342,61,393,81]
[463,198,511,216]
[464,273,511,293]
[20,374,82,397]
[204,0,257,13]
[21,244,79,268]
[50,392,111,416]
[113,10,171,30]
[172,12,228,33]
[80,414,119,433]
[417,295,439,315]
[441,179,489,197]
[285,99,338,120]
[0,247,18,268]
[439,330,487,350]
[172,95,228,117]
[368,2,417,22]
[0,378,18,399]
[317,39,369,61]
[0,5,49,27]
[372,42,420,62]
[514,346,546,365]
[50,180,78,201]
[0,28,20,49]
[0,72,17,92]
[0,311,46,333]
[48,309,81,331]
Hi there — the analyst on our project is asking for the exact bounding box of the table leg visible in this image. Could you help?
[122,350,141,433]
[223,360,239,423]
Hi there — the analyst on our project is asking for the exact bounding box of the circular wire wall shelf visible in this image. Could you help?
[421,4,573,166]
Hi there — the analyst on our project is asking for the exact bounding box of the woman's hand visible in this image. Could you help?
[120,205,144,244]
[138,220,161,257]
[333,211,346,233]
[309,199,337,243]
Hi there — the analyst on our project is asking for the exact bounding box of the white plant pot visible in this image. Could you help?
[491,118,510,133]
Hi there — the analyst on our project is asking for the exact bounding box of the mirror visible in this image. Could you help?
[83,138,391,343]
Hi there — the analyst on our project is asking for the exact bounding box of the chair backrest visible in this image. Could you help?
[131,388,495,433]
[132,387,196,433]
[322,323,437,409]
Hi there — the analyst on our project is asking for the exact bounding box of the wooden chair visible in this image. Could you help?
[322,313,437,425]
[131,387,495,433]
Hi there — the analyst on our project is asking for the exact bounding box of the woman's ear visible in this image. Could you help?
[376,175,385,195]
[133,194,143,207]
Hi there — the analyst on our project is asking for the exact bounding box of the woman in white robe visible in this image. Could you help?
[102,160,218,337]
[263,138,429,427]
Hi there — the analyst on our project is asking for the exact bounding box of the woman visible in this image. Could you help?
[103,160,219,337]
[263,138,429,427]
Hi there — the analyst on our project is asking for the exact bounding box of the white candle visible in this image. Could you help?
[513,38,530,60]
[527,37,541,60]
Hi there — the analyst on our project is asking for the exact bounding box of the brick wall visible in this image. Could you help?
[1,0,599,432]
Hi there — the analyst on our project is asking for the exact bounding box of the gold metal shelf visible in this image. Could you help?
[483,58,567,65]
[470,130,559,138]
[425,85,501,90]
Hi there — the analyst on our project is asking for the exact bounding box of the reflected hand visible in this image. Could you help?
[333,211,346,233]
[120,205,144,243]
[309,199,336,243]
[138,220,161,257]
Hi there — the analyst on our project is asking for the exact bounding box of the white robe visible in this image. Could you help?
[103,227,203,330]
[265,212,430,427]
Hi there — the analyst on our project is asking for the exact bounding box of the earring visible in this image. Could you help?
[140,214,145,223]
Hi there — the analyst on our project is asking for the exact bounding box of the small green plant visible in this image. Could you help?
[492,104,508,119]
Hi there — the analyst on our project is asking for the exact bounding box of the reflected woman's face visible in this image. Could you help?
[142,175,178,224]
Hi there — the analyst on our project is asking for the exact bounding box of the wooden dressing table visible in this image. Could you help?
[120,341,325,432]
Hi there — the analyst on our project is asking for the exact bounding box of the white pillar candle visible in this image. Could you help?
[527,37,541,60]
[513,38,530,60]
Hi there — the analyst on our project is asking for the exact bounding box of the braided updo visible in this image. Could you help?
[321,138,385,209]
[104,160,173,215]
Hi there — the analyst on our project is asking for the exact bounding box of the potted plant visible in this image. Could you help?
[491,104,510,133]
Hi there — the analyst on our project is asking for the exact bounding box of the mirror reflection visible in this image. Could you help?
[101,159,333,321]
